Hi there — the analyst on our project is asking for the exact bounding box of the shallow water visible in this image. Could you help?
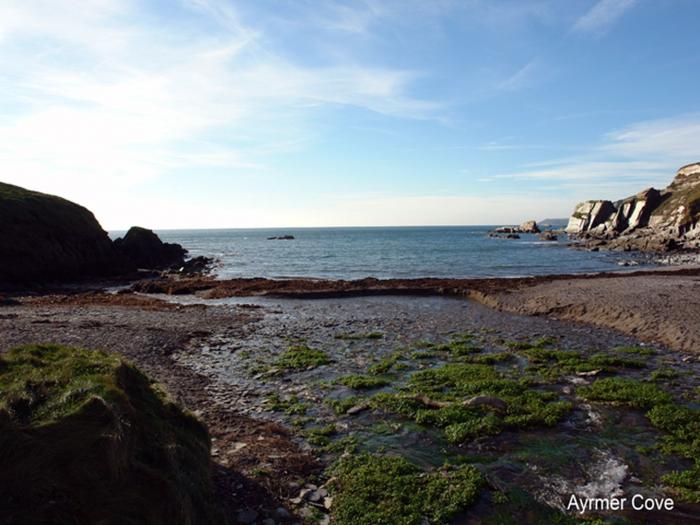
[170,295,700,524]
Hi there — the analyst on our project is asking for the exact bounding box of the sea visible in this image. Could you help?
[108,226,653,280]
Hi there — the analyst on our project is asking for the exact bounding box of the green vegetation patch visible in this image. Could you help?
[580,377,700,502]
[326,396,364,415]
[521,347,645,380]
[368,350,406,375]
[330,453,482,525]
[335,332,384,340]
[370,363,572,443]
[276,344,329,370]
[266,393,307,415]
[0,344,222,524]
[647,403,700,502]
[337,374,391,390]
[614,345,656,356]
[578,377,672,408]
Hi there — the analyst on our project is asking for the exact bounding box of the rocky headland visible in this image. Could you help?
[0,181,195,288]
[566,162,700,252]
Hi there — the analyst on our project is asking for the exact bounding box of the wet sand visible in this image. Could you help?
[472,270,700,353]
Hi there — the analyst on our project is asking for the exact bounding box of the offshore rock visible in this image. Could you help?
[114,226,187,270]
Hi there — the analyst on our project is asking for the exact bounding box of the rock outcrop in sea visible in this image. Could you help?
[114,226,187,270]
[489,220,541,239]
[566,162,700,252]
[0,182,187,285]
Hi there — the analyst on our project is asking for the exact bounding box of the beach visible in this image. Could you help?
[3,267,700,524]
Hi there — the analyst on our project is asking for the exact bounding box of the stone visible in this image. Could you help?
[463,395,507,412]
[519,220,541,233]
[539,231,558,241]
[346,403,370,415]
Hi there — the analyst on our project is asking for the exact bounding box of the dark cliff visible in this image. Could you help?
[0,182,123,284]
[0,182,187,286]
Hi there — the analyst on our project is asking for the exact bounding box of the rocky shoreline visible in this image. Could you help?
[565,162,700,253]
[3,270,700,524]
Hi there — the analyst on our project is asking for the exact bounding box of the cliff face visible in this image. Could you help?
[0,182,187,286]
[0,182,124,284]
[566,162,700,251]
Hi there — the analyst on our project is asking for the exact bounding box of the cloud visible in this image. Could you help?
[603,114,700,159]
[572,0,636,35]
[495,113,700,201]
[0,0,438,222]
[498,59,550,91]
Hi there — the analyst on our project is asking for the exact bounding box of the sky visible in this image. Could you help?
[1,0,699,229]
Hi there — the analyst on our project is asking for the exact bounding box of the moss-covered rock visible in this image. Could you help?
[0,344,224,525]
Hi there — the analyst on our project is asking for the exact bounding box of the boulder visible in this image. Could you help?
[0,344,225,524]
[519,220,540,234]
[0,182,125,285]
[539,231,558,241]
[114,226,187,270]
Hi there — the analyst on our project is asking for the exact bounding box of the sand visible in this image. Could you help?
[472,267,700,354]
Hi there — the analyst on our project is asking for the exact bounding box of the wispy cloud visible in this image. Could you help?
[495,113,700,200]
[0,0,437,222]
[498,59,550,91]
[572,0,636,36]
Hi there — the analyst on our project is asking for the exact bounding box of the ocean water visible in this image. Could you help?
[113,226,651,280]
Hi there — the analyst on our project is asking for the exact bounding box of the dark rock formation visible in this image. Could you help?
[0,182,191,286]
[267,235,295,240]
[114,226,187,270]
[0,344,225,524]
[539,231,558,242]
[566,162,700,252]
[0,182,124,285]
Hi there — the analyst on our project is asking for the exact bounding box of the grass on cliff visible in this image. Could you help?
[0,344,222,525]
[329,453,482,525]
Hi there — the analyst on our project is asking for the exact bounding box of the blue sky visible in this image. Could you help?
[1,0,699,228]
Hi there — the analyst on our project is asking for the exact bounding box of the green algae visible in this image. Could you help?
[369,363,572,443]
[335,332,384,341]
[276,344,329,370]
[580,377,700,502]
[329,453,482,525]
[614,345,657,356]
[266,393,308,415]
[336,374,391,390]
[578,377,672,408]
[326,396,364,415]
[368,350,406,375]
